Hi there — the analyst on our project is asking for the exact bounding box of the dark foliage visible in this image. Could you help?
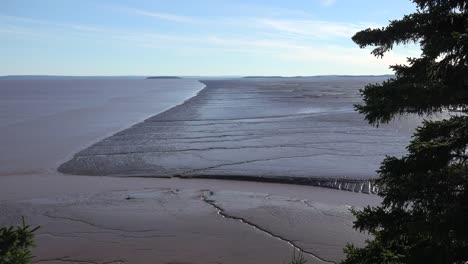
[287,250,307,264]
[343,1,468,263]
[0,217,40,264]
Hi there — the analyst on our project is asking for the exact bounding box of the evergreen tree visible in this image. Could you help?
[0,217,39,264]
[342,1,468,263]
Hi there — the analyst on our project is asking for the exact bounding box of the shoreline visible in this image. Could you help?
[0,79,205,178]
[176,174,379,194]
[54,80,207,174]
[107,174,379,194]
[48,78,211,178]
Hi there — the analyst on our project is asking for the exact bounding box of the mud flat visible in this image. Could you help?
[1,77,402,263]
[0,174,381,264]
[60,77,418,192]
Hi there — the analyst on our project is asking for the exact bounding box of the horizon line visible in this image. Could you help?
[0,74,395,79]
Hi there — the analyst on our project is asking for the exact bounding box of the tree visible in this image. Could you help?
[342,1,468,263]
[0,217,40,264]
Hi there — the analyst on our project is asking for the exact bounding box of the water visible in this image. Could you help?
[0,79,204,176]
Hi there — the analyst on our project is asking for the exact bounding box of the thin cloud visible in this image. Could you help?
[321,0,337,6]
[199,35,410,66]
[255,18,371,39]
[0,14,103,32]
[0,15,46,24]
[128,8,204,24]
[0,11,414,73]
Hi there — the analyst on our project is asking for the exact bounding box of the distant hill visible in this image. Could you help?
[0,75,145,80]
[243,76,284,79]
[146,76,182,79]
[309,74,395,78]
[243,75,394,79]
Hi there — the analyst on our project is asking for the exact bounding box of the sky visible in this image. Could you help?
[1,0,421,76]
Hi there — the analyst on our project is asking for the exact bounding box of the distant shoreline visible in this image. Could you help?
[243,74,394,79]
[146,76,182,79]
[0,74,395,80]
[0,75,146,80]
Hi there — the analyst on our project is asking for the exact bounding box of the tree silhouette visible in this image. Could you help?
[0,217,40,264]
[342,1,468,263]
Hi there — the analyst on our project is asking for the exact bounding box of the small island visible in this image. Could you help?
[243,76,284,78]
[146,76,182,79]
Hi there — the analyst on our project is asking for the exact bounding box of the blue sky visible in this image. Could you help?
[1,0,419,76]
